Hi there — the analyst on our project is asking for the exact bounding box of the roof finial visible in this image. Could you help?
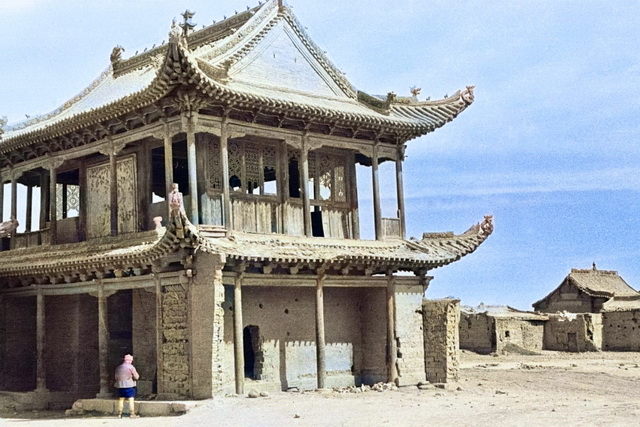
[0,116,7,139]
[592,262,597,271]
[180,10,197,36]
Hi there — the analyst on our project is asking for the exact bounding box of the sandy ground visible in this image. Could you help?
[3,350,640,426]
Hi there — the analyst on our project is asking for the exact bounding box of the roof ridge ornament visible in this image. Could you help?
[110,45,125,67]
[180,9,197,36]
[461,85,475,104]
[0,116,7,140]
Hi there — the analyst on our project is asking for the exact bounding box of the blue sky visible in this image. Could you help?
[1,1,639,310]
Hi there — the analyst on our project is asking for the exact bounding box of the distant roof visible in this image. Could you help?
[461,304,548,320]
[533,265,639,307]
[1,0,474,152]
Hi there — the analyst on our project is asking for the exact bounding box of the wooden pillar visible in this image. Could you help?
[395,145,406,239]
[220,116,231,234]
[185,114,199,225]
[10,176,17,221]
[49,167,57,244]
[25,184,33,232]
[301,132,311,237]
[36,288,47,391]
[371,142,382,240]
[233,270,245,395]
[315,270,327,389]
[97,283,110,397]
[349,152,360,239]
[163,123,174,219]
[0,176,4,222]
[386,271,398,384]
[109,149,118,237]
[39,172,49,230]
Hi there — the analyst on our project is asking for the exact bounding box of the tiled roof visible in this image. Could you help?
[568,268,638,298]
[462,304,548,320]
[0,214,493,285]
[1,0,473,149]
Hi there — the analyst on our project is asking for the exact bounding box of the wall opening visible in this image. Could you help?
[243,325,261,379]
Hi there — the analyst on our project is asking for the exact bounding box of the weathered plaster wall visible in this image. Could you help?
[132,288,156,395]
[1,296,36,391]
[459,313,494,354]
[359,287,387,384]
[222,283,383,391]
[544,313,602,352]
[395,283,426,386]
[423,299,460,383]
[494,318,544,353]
[602,310,640,351]
[44,294,99,394]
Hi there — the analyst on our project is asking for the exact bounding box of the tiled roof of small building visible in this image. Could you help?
[1,0,473,149]
[461,304,548,320]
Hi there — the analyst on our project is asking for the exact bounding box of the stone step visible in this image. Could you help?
[66,398,201,417]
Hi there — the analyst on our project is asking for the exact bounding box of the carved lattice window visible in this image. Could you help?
[220,139,279,195]
[307,150,348,203]
[56,183,80,219]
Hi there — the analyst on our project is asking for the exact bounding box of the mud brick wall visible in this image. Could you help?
[459,312,493,354]
[544,313,602,352]
[602,310,640,351]
[132,289,156,395]
[161,286,190,397]
[423,299,460,383]
[359,287,387,384]
[494,318,545,353]
[1,296,36,391]
[395,283,426,386]
[190,253,224,398]
[222,284,372,391]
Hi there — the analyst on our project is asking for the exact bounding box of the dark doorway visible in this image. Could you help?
[311,209,324,237]
[288,158,300,198]
[243,325,260,379]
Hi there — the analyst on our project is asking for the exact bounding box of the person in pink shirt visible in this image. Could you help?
[114,354,140,418]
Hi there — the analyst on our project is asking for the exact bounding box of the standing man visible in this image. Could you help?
[114,354,140,418]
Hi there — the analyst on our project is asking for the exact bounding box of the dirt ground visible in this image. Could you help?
[3,350,640,426]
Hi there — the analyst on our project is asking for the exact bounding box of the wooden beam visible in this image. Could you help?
[395,145,406,239]
[315,271,327,389]
[387,271,398,384]
[301,132,311,237]
[221,116,231,235]
[371,142,382,240]
[35,288,47,391]
[163,122,174,219]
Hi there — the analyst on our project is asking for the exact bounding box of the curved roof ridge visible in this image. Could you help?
[6,66,114,133]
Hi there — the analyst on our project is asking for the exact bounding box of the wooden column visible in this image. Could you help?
[301,132,311,237]
[10,176,17,221]
[349,152,360,239]
[371,142,382,240]
[97,283,110,397]
[154,272,164,395]
[395,145,406,239]
[315,270,327,389]
[163,123,174,219]
[386,271,398,384]
[0,176,4,222]
[220,116,231,234]
[25,184,33,232]
[36,288,47,391]
[233,270,245,395]
[49,167,57,244]
[39,172,49,230]
[185,114,199,225]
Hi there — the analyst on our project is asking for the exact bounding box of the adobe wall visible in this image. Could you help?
[132,288,156,395]
[159,284,190,397]
[494,318,544,353]
[544,313,602,352]
[1,296,36,391]
[602,310,640,351]
[223,285,364,391]
[422,299,460,383]
[395,283,426,386]
[45,294,98,394]
[459,312,494,354]
[359,287,387,384]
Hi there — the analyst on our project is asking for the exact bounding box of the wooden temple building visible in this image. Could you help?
[0,0,492,407]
